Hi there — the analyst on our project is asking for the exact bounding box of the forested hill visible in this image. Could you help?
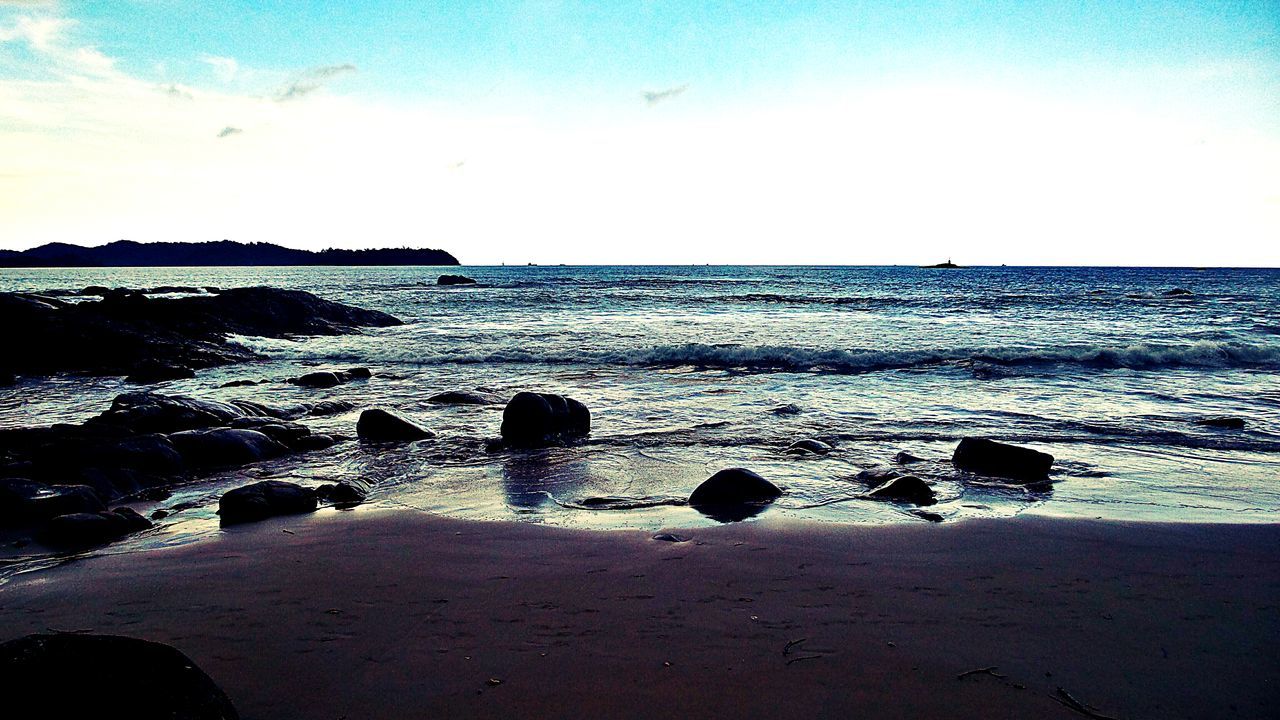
[0,240,459,267]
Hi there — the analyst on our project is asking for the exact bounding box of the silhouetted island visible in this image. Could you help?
[0,240,459,267]
[921,258,962,268]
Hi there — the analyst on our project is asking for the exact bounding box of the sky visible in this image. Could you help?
[1,1,1277,265]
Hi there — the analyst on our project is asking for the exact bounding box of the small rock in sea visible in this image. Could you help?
[37,507,152,548]
[437,274,477,286]
[150,509,169,520]
[306,399,355,416]
[894,451,924,464]
[951,437,1053,483]
[865,475,936,506]
[910,509,945,523]
[689,468,782,522]
[315,478,371,505]
[1195,416,1245,430]
[1163,288,1194,297]
[854,467,903,485]
[427,390,502,405]
[288,367,370,388]
[785,439,832,455]
[357,408,435,442]
[0,478,103,526]
[0,633,240,720]
[219,379,259,388]
[289,433,338,451]
[124,361,195,384]
[169,428,289,467]
[770,404,802,415]
[218,480,317,525]
[500,392,590,447]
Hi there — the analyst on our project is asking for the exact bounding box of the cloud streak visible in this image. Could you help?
[643,84,688,106]
[216,126,242,138]
[274,63,357,101]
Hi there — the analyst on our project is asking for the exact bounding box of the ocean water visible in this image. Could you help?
[3,265,1279,543]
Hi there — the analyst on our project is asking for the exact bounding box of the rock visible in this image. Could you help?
[894,451,924,464]
[169,428,288,467]
[855,467,903,485]
[289,371,344,388]
[785,439,832,455]
[437,274,477,285]
[306,399,355,416]
[0,633,240,720]
[499,392,591,447]
[125,361,195,384]
[770,403,802,415]
[1163,288,1194,297]
[910,509,945,523]
[218,480,317,525]
[952,437,1053,482]
[38,507,152,548]
[219,379,259,388]
[865,475,936,506]
[0,478,103,526]
[315,478,370,505]
[87,393,257,434]
[357,409,435,442]
[0,286,401,379]
[1196,416,1245,430]
[688,468,782,522]
[226,419,310,444]
[346,367,372,379]
[427,390,501,405]
[289,434,337,452]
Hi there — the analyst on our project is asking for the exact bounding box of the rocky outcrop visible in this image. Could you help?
[437,274,477,286]
[169,429,288,467]
[0,286,401,378]
[357,409,435,442]
[218,480,317,525]
[688,468,782,522]
[952,437,1053,482]
[0,478,103,525]
[865,475,936,506]
[38,507,152,548]
[0,633,240,720]
[499,392,591,447]
[288,367,372,388]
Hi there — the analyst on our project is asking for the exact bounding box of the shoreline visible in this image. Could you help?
[1,510,1275,719]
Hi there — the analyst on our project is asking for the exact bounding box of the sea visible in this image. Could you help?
[2,265,1278,551]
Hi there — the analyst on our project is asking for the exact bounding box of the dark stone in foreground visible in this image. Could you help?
[0,478,103,525]
[1196,416,1245,430]
[865,475,936,506]
[357,409,435,442]
[219,480,317,525]
[315,478,371,505]
[0,633,239,720]
[38,507,152,548]
[952,437,1054,482]
[500,392,591,447]
[437,274,477,285]
[0,286,401,378]
[689,468,782,522]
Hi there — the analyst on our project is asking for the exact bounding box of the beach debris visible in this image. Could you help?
[957,666,1006,681]
[1052,686,1120,720]
[0,633,241,720]
[356,408,435,443]
[652,533,690,543]
[782,638,808,656]
[217,480,317,526]
[688,468,782,522]
[500,392,591,447]
[952,437,1054,482]
[486,678,503,686]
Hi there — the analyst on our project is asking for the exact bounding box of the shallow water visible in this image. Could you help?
[2,265,1278,546]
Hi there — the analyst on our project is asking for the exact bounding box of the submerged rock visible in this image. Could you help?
[865,475,936,506]
[315,478,370,505]
[770,403,802,415]
[1163,288,1194,297]
[427,390,502,405]
[288,367,372,388]
[218,480,317,525]
[855,467,903,485]
[1195,416,1246,430]
[357,409,435,442]
[785,439,832,455]
[894,451,924,464]
[38,507,152,548]
[951,437,1053,482]
[688,468,781,522]
[437,274,477,286]
[499,392,591,447]
[0,633,240,720]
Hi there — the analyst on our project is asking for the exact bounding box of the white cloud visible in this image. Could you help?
[201,55,238,83]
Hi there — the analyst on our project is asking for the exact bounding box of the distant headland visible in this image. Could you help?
[0,240,459,268]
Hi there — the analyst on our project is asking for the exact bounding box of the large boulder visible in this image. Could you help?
[688,468,782,522]
[952,438,1053,482]
[865,475,936,506]
[38,507,152,548]
[218,480,317,525]
[288,367,372,388]
[170,429,288,467]
[0,633,239,720]
[357,409,435,442]
[500,392,591,447]
[0,478,103,526]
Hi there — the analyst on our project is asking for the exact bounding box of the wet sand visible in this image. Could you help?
[1,510,1276,719]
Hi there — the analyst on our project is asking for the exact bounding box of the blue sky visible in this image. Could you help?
[2,1,1277,264]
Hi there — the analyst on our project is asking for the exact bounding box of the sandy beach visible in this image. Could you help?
[1,510,1275,719]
